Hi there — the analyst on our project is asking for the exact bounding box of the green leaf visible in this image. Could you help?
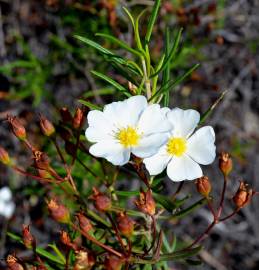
[78,99,102,110]
[115,190,139,197]
[145,0,162,44]
[91,70,131,97]
[163,27,171,106]
[135,9,147,51]
[152,28,183,78]
[172,198,207,219]
[199,90,227,125]
[96,33,143,57]
[153,192,178,212]
[132,246,202,264]
[159,246,202,261]
[150,63,200,102]
[82,87,115,98]
[123,7,135,29]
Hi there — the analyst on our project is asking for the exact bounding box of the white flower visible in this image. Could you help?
[0,186,15,219]
[85,95,171,166]
[143,108,216,181]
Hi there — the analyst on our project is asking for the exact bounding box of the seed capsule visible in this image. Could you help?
[233,181,253,209]
[195,176,212,197]
[47,199,70,223]
[135,189,156,216]
[219,152,233,177]
[7,115,26,140]
[39,114,55,137]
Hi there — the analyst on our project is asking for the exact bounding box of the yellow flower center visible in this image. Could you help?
[167,137,187,157]
[116,126,140,148]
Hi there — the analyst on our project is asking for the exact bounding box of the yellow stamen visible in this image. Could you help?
[116,126,140,148]
[167,137,187,157]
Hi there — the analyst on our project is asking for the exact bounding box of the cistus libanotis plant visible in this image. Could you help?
[1,1,259,270]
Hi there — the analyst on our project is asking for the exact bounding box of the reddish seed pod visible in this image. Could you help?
[0,146,10,165]
[219,152,233,177]
[47,199,70,223]
[117,212,135,238]
[233,182,253,209]
[7,115,26,140]
[22,225,35,249]
[77,213,93,233]
[39,114,55,137]
[90,188,112,212]
[135,189,156,216]
[73,108,84,129]
[195,176,212,197]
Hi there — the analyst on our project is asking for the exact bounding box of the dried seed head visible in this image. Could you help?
[6,255,24,270]
[7,115,26,140]
[233,181,253,209]
[47,199,70,223]
[33,150,50,171]
[90,188,112,212]
[77,213,93,233]
[73,108,84,129]
[39,114,55,137]
[117,212,135,238]
[73,250,95,270]
[135,189,156,216]
[219,152,233,177]
[0,146,10,165]
[104,255,124,270]
[195,176,212,197]
[22,225,35,249]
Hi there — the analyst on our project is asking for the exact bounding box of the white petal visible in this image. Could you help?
[166,155,203,182]
[103,95,147,127]
[138,104,171,135]
[85,126,112,142]
[89,141,129,165]
[167,108,200,138]
[86,110,113,142]
[2,202,15,219]
[132,133,169,158]
[187,126,216,165]
[106,149,131,166]
[0,187,12,201]
[143,146,171,175]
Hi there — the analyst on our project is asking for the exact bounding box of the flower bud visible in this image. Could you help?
[0,146,10,165]
[73,250,95,270]
[104,255,124,270]
[6,255,24,270]
[7,115,26,140]
[219,152,233,177]
[195,176,211,197]
[22,225,35,249]
[117,212,135,238]
[90,188,111,212]
[135,189,156,216]
[39,114,55,137]
[77,213,93,233]
[233,181,253,209]
[73,108,84,129]
[47,199,70,223]
[60,107,73,124]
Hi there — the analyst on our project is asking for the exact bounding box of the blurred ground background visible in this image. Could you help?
[0,0,259,269]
